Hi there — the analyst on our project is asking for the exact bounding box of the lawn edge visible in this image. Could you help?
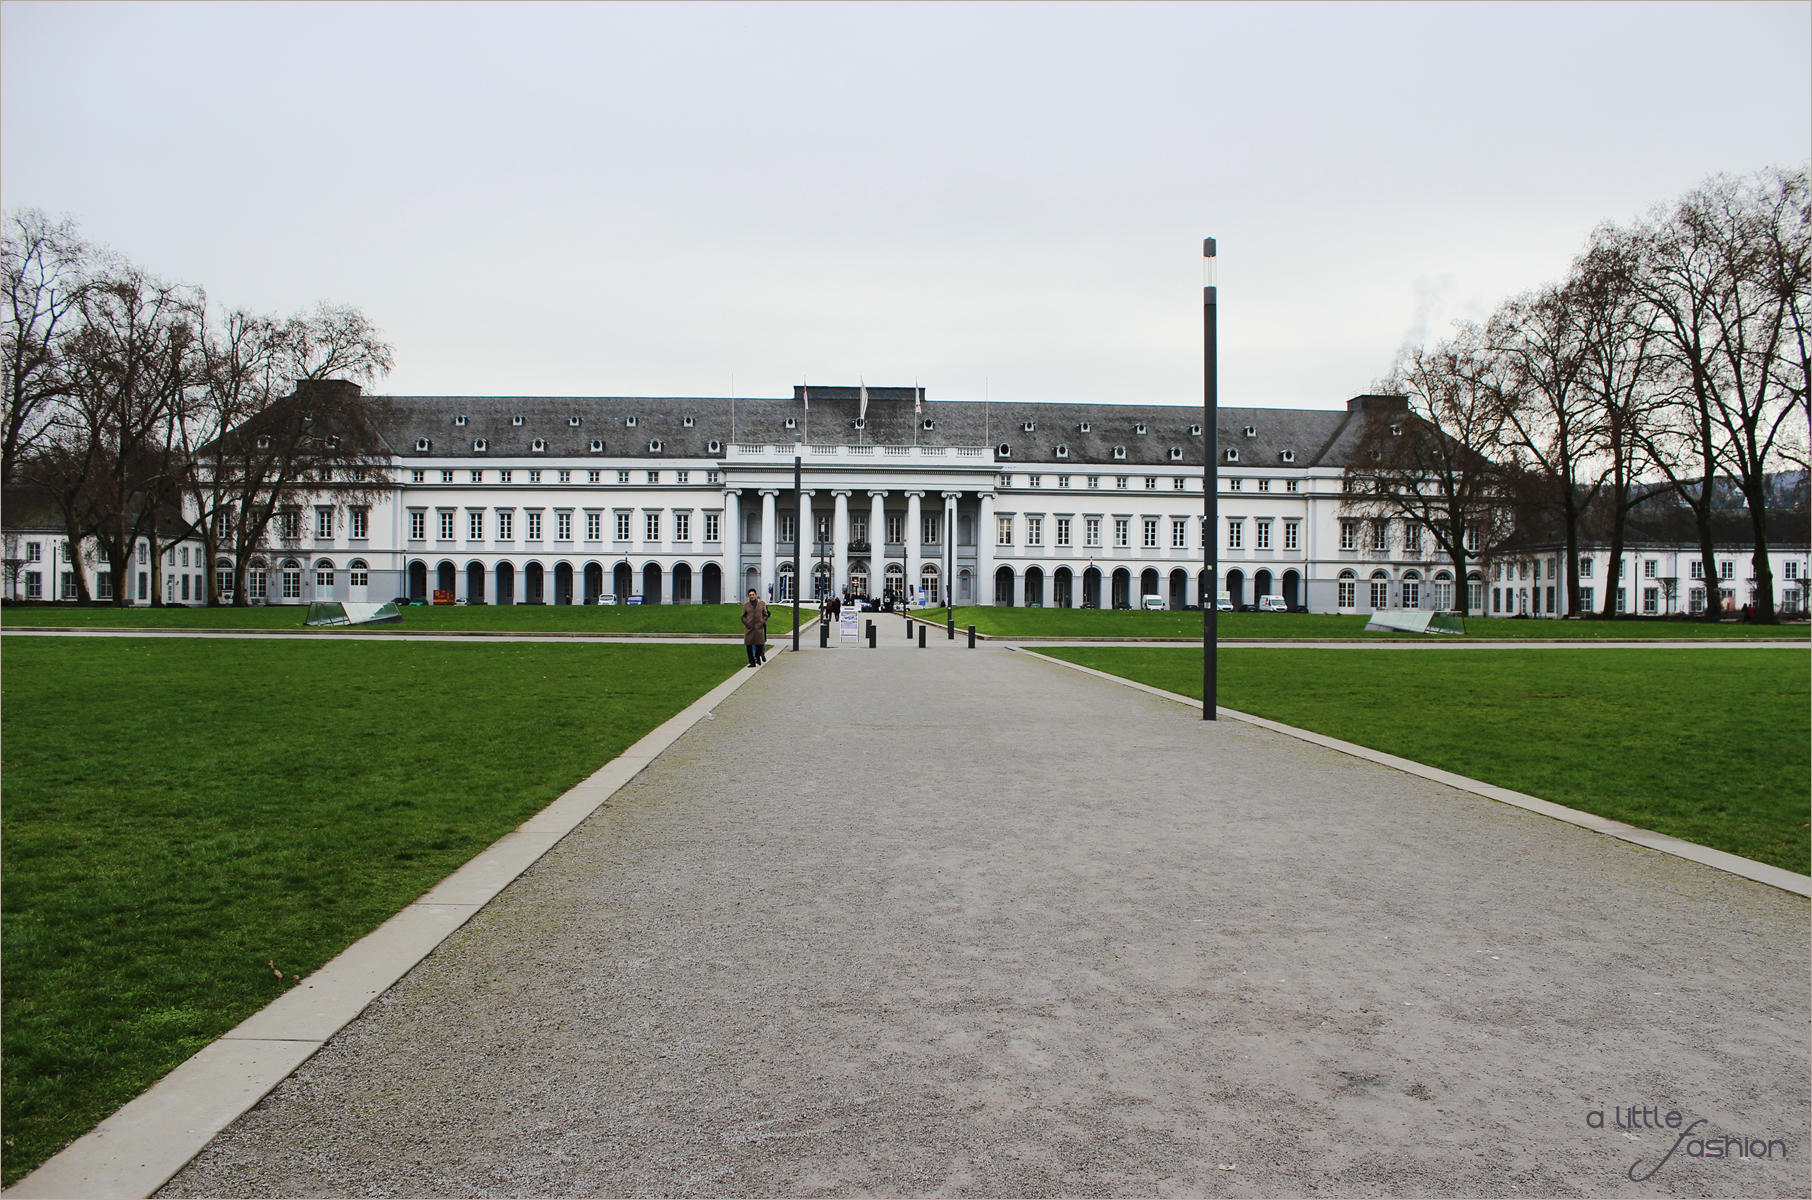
[3,649,783,1200]
[1011,646,1812,900]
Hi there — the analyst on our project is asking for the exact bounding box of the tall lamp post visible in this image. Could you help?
[791,435,802,651]
[1203,237,1218,721]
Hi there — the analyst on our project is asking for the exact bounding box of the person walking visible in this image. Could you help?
[743,588,770,666]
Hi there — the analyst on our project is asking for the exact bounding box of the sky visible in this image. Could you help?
[2,1,1807,411]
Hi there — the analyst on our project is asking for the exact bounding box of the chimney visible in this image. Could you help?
[1347,394,1408,412]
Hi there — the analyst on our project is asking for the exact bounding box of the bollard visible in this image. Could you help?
[947,610,955,639]
[918,623,926,648]
[820,617,829,648]
[867,621,876,648]
[905,619,912,639]
[967,624,976,648]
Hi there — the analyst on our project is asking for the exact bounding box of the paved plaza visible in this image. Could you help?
[158,629,1807,1198]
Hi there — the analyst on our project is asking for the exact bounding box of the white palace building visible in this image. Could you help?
[7,384,1806,615]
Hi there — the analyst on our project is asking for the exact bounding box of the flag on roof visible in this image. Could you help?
[859,379,867,421]
[802,380,809,411]
[915,380,922,414]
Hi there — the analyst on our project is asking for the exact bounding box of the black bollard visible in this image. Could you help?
[905,619,912,639]
[947,609,955,639]
[918,623,926,648]
[820,617,829,648]
[967,624,976,648]
[867,621,876,648]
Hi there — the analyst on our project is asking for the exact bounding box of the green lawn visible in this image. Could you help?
[1041,646,1810,876]
[919,606,1805,641]
[0,602,797,635]
[0,637,742,1184]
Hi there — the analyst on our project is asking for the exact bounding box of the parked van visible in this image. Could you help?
[1258,596,1289,612]
[1215,592,1235,611]
[1141,594,1166,610]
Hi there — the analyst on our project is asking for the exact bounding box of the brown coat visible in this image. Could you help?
[741,597,770,644]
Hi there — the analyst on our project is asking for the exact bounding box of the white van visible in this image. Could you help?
[1215,592,1235,612]
[1141,594,1166,610]
[1258,596,1289,612]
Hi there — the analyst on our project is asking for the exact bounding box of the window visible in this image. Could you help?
[526,511,543,540]
[557,511,572,540]
[1085,517,1101,547]
[248,566,266,599]
[645,512,660,541]
[498,510,513,540]
[1172,519,1188,549]
[1024,517,1042,547]
[1283,520,1300,551]
[675,512,691,541]
[316,565,334,590]
[349,508,368,540]
[881,513,901,544]
[1371,519,1389,551]
[1254,520,1272,550]
[96,571,113,600]
[350,562,368,588]
[1782,561,1799,580]
[1338,574,1356,608]
[1690,560,1704,579]
[1056,517,1072,546]
[1115,476,1129,489]
[1616,587,1626,613]
[586,512,602,540]
[1257,478,1270,492]
[471,470,483,483]
[1643,586,1658,614]
[1115,518,1130,548]
[1057,475,1071,489]
[1578,557,1593,577]
[778,514,795,543]
[676,470,690,484]
[1404,523,1421,553]
[439,511,455,540]
[1145,477,1157,490]
[1229,478,1242,491]
[1402,578,1420,608]
[1690,586,1706,613]
[411,469,426,483]
[1581,586,1594,610]
[706,471,720,485]
[441,470,454,483]
[617,470,630,484]
[1371,577,1389,609]
[1087,476,1100,489]
[587,470,601,483]
[923,514,941,544]
[281,510,301,540]
[282,566,302,599]
[997,516,1013,546]
[552,469,567,483]
[1286,479,1299,493]
[25,541,41,562]
[24,570,40,599]
[999,474,1013,488]
[528,469,542,483]
[1719,560,1734,580]
[704,513,720,542]
[647,471,660,484]
[1644,559,1657,579]
[1463,525,1479,552]
[1142,518,1158,548]
[137,542,146,565]
[409,511,426,541]
[1227,520,1243,550]
[500,470,513,483]
[469,511,484,540]
[1028,475,1041,488]
[614,512,630,541]
[816,514,831,543]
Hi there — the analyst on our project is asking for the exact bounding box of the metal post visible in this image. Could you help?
[867,620,875,648]
[918,623,926,648]
[905,618,912,639]
[792,441,802,652]
[1204,237,1218,720]
[820,614,828,647]
[967,624,975,648]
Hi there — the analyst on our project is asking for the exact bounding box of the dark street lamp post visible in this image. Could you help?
[792,436,802,651]
[1203,237,1218,720]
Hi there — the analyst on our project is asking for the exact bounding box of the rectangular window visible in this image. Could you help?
[1115,476,1129,489]
[586,512,602,540]
[440,470,454,483]
[617,470,630,484]
[26,541,41,562]
[1644,559,1657,578]
[1145,477,1157,490]
[1227,520,1243,550]
[526,511,543,540]
[704,513,720,542]
[1689,586,1706,612]
[1254,521,1272,550]
[1286,479,1299,493]
[439,510,455,540]
[1229,478,1242,491]
[1172,519,1188,549]
[1643,586,1658,614]
[1028,475,1041,488]
[349,509,368,539]
[1058,475,1071,489]
[350,566,368,588]
[1371,579,1388,609]
[280,510,301,540]
[1115,518,1130,548]
[528,469,542,484]
[1371,519,1388,551]
[1258,478,1270,492]
[886,514,903,544]
[499,469,512,483]
[25,570,41,599]
[498,510,514,540]
[647,471,660,484]
[1174,477,1186,490]
[816,514,830,543]
[469,510,484,540]
[779,515,795,543]
[409,511,426,541]
[316,566,334,590]
[411,469,426,483]
[1616,587,1626,613]
[248,568,265,599]
[557,512,572,540]
[614,512,631,540]
[644,512,660,542]
[177,573,188,601]
[1718,560,1733,579]
[1404,523,1421,553]
[281,568,301,599]
[96,571,113,600]
[1086,517,1101,547]
[1056,517,1072,547]
[1581,586,1593,610]
[923,514,941,544]
[1783,561,1799,580]
[472,470,483,483]
[1690,560,1704,579]
[1087,476,1099,489]
[588,470,601,483]
[706,471,719,485]
[997,516,1013,546]
[1026,517,1043,546]
[1338,578,1355,608]
[1142,518,1158,548]
[675,512,691,541]
[1284,521,1300,550]
[1402,580,1419,608]
[1578,557,1593,577]
[558,469,571,483]
[676,470,689,484]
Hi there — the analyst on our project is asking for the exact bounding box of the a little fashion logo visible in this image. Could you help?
[1586,1105,1791,1182]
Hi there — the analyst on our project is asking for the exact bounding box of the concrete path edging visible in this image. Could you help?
[1012,646,1812,900]
[3,654,781,1200]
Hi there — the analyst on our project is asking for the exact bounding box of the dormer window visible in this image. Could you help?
[1078,422,1092,433]
[1112,446,1127,460]
[784,417,797,430]
[589,439,604,452]
[256,435,271,449]
[414,438,430,452]
[473,438,488,452]
[569,416,581,427]
[1224,448,1240,463]
[1280,450,1296,463]
[1169,447,1183,461]
[853,418,866,430]
[1243,425,1257,437]
[1056,445,1070,458]
[648,439,663,452]
[707,439,722,453]
[624,415,638,428]
[1021,421,1035,433]
[512,415,524,426]
[325,436,340,450]
[682,415,695,428]
[531,438,546,452]
[455,415,467,427]
[922,418,934,431]
[997,443,1012,458]
[1389,423,1402,435]
[1188,423,1202,436]
[1134,422,1147,434]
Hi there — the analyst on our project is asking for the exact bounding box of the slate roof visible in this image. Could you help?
[371,388,1380,469]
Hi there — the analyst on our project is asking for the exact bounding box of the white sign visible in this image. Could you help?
[839,609,860,640]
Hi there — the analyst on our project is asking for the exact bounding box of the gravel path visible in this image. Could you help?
[160,637,1808,1198]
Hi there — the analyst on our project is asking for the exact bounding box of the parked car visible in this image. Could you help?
[1215,592,1235,612]
[597,594,618,605]
[1257,596,1289,613]
[1141,594,1166,610]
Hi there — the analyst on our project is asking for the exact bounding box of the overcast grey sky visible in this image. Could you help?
[3,1,1807,411]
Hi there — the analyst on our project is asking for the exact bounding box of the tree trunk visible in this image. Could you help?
[1741,476,1778,624]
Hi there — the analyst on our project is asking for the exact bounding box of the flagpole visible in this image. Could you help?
[1203,238,1218,721]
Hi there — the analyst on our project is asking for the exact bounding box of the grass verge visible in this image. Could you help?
[0,637,742,1184]
[0,603,796,635]
[921,606,1805,640]
[1040,646,1810,875]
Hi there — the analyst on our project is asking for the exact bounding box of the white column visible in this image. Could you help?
[797,490,815,599]
[723,490,741,601]
[978,491,996,606]
[760,490,778,602]
[869,490,887,598]
[905,491,923,604]
[832,490,851,595]
[943,491,959,607]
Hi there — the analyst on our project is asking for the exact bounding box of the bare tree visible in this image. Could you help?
[3,209,90,486]
[1343,328,1522,613]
